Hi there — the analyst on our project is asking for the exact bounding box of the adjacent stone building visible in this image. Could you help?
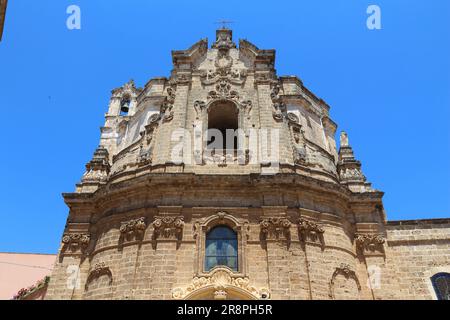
[0,0,7,41]
[45,29,450,300]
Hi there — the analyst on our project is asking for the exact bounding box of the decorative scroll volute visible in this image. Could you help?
[270,83,286,121]
[161,86,176,122]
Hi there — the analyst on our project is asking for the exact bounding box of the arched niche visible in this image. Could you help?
[84,263,114,300]
[206,100,243,152]
[329,264,361,300]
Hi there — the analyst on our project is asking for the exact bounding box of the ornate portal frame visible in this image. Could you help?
[172,267,270,300]
[193,211,249,278]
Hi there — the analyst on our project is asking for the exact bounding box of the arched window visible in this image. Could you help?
[120,97,131,116]
[205,226,238,272]
[431,273,450,300]
[207,101,238,151]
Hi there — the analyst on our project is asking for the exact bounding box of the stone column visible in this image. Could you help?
[45,225,91,300]
[296,216,328,300]
[151,210,184,299]
[288,239,311,300]
[355,231,400,299]
[259,210,292,299]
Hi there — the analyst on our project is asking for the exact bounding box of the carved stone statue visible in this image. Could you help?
[340,131,349,147]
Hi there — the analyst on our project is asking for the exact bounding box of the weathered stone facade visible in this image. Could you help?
[0,0,7,41]
[45,29,450,300]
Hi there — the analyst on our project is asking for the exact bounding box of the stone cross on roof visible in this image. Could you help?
[215,20,234,30]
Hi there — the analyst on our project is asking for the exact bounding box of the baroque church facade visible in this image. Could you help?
[45,29,450,300]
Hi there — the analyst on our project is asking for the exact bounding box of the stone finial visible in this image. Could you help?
[212,28,236,50]
[124,79,135,89]
[337,131,374,192]
[81,146,110,184]
[340,131,349,148]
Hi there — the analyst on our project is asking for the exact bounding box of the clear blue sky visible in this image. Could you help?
[0,0,449,254]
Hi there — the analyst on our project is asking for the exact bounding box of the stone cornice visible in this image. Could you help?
[172,38,208,68]
[63,171,384,208]
[238,39,275,70]
[386,218,450,226]
[279,75,303,87]
[322,116,338,134]
[238,39,260,56]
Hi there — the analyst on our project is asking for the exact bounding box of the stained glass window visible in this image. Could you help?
[431,273,450,300]
[205,226,238,272]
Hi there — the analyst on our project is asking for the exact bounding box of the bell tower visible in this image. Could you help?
[46,29,391,301]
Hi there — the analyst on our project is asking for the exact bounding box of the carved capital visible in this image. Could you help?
[355,233,385,254]
[260,218,291,241]
[152,216,184,241]
[119,217,146,242]
[298,218,324,243]
[62,233,90,253]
